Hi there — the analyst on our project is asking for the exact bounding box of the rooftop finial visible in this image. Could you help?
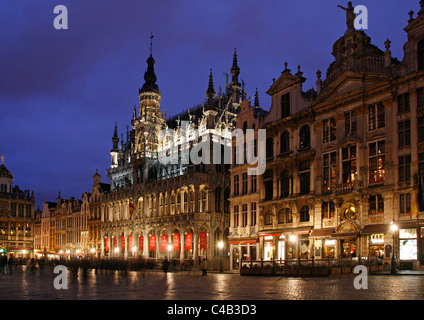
[150,32,154,56]
[254,88,260,107]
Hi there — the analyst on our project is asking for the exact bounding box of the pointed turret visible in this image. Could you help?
[112,122,119,151]
[254,88,260,108]
[206,69,216,107]
[230,48,241,103]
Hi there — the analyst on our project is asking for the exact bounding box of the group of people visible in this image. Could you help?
[0,254,15,275]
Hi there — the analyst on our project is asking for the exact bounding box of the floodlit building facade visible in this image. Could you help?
[229,1,424,271]
[0,158,35,258]
[100,50,241,270]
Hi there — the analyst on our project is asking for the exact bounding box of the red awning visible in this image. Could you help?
[259,233,282,238]
[229,240,257,245]
[309,228,335,238]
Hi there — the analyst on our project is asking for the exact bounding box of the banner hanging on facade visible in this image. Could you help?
[185,233,192,252]
[105,237,110,252]
[113,236,117,250]
[121,236,125,252]
[160,234,168,252]
[129,235,133,253]
[149,235,157,252]
[173,233,180,252]
[200,232,207,252]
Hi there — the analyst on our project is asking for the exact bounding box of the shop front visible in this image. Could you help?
[360,224,390,260]
[259,227,312,261]
[229,239,258,269]
[389,222,424,270]
[330,231,359,258]
[310,228,335,259]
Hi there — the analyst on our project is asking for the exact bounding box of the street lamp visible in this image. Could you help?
[218,241,224,272]
[290,234,297,260]
[390,222,398,274]
[167,244,172,260]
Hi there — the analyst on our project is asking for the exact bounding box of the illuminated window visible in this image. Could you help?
[323,151,337,192]
[369,195,384,215]
[342,145,357,184]
[322,201,335,219]
[323,118,336,143]
[369,140,385,184]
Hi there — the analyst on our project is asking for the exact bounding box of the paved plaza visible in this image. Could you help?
[0,266,423,301]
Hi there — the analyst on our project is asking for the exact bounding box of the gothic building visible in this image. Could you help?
[100,49,240,269]
[229,1,424,271]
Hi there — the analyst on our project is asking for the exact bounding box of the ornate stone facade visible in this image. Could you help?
[229,1,424,271]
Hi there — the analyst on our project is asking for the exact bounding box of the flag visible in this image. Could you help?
[129,201,136,217]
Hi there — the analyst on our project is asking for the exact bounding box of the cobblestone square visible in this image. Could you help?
[1,266,423,301]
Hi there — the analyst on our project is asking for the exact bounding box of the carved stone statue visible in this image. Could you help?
[338,2,355,31]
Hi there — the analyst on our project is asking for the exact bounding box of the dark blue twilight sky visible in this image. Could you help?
[0,1,417,207]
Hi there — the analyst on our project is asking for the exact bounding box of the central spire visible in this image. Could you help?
[139,33,160,95]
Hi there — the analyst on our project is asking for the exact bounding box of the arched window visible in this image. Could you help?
[280,131,290,154]
[243,121,248,134]
[266,138,274,158]
[299,125,310,149]
[264,211,272,225]
[300,206,310,222]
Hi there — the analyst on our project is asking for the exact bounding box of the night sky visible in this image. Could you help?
[0,1,416,208]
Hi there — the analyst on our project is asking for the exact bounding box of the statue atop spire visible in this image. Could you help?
[338,2,355,33]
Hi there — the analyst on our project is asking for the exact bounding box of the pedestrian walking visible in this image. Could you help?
[7,254,14,275]
[162,258,170,273]
[0,254,6,275]
[201,258,207,276]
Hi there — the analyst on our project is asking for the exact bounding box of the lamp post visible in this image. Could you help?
[167,244,172,260]
[218,241,224,272]
[390,222,398,274]
[290,234,297,260]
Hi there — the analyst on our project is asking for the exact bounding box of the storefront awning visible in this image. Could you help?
[309,228,335,238]
[331,231,359,239]
[361,224,390,235]
[258,226,312,237]
[229,240,257,245]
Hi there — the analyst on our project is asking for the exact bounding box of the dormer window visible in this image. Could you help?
[281,92,290,119]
